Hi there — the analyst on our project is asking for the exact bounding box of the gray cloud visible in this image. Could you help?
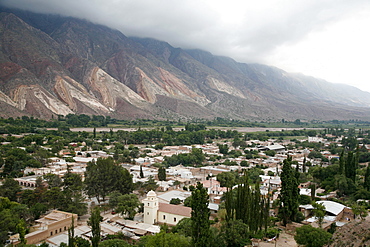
[2,0,369,65]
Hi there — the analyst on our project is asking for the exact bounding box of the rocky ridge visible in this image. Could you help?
[1,7,370,121]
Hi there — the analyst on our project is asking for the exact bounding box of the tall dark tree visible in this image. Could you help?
[191,148,205,166]
[191,183,211,247]
[68,215,75,247]
[302,156,307,173]
[43,173,62,188]
[345,151,357,182]
[339,149,345,174]
[364,165,370,191]
[218,144,229,155]
[226,172,269,234]
[0,178,21,201]
[84,157,133,203]
[88,206,102,247]
[140,165,144,178]
[62,168,87,216]
[279,157,299,226]
[158,166,166,181]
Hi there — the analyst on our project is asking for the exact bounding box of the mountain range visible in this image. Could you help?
[1,6,370,121]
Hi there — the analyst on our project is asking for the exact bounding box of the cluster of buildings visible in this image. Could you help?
[7,133,361,245]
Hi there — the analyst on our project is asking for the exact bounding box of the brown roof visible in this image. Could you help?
[158,203,192,217]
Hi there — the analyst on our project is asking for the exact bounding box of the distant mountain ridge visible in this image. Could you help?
[1,6,370,121]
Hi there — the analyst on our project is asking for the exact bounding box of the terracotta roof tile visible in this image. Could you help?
[159,203,191,217]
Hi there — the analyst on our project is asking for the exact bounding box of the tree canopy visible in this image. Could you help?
[84,157,133,203]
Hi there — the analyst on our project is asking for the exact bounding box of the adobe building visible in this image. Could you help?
[143,191,191,225]
[17,210,78,245]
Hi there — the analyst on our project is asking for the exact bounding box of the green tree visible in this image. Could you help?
[345,151,356,182]
[220,219,250,247]
[62,166,87,215]
[43,173,63,188]
[0,178,21,201]
[240,160,249,167]
[225,172,269,234]
[0,197,28,245]
[99,239,131,247]
[351,202,368,220]
[139,230,191,247]
[191,148,205,166]
[216,171,239,188]
[74,237,91,247]
[158,166,166,181]
[294,225,332,247]
[218,144,229,155]
[142,176,159,192]
[88,207,103,247]
[84,157,133,203]
[43,187,64,209]
[68,214,75,247]
[364,165,370,190]
[265,150,276,157]
[140,165,144,178]
[170,198,182,205]
[63,166,84,192]
[183,196,192,207]
[312,202,326,228]
[108,192,141,219]
[339,149,345,174]
[191,183,211,247]
[279,157,299,226]
[172,218,192,237]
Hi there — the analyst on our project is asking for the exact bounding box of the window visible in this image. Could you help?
[147,212,149,215]
[148,203,150,206]
[163,215,166,220]
[50,232,53,236]
[174,217,177,222]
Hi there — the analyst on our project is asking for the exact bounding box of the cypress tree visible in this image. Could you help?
[88,207,102,247]
[191,183,211,247]
[225,171,270,234]
[68,215,75,247]
[339,149,345,174]
[345,151,356,182]
[279,157,299,226]
[140,165,144,178]
[364,165,370,190]
[225,187,234,222]
[158,166,166,181]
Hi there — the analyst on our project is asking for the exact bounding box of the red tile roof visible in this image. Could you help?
[158,203,191,217]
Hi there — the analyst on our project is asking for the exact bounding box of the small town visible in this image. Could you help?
[1,117,370,247]
[1,1,370,246]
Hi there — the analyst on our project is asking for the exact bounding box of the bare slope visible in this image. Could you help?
[1,7,370,121]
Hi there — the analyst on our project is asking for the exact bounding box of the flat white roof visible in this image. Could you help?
[266,144,285,150]
[157,190,191,202]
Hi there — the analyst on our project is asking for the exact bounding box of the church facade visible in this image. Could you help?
[143,190,191,225]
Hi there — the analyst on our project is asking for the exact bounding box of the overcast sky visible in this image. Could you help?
[3,0,370,92]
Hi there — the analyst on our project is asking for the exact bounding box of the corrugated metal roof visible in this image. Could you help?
[318,200,346,216]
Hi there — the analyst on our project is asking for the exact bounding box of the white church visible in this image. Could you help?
[143,190,191,225]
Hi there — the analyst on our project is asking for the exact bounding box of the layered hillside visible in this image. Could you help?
[1,7,370,121]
